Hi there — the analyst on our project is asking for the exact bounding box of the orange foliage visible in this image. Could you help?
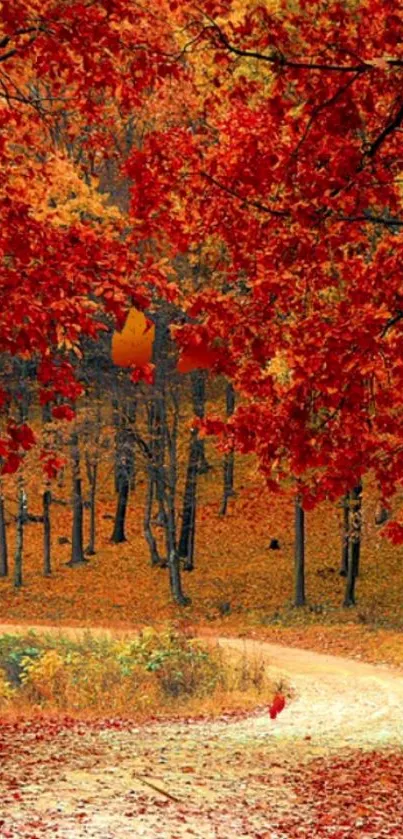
[111,308,155,368]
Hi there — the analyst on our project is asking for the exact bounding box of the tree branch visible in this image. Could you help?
[337,214,403,228]
[201,172,288,217]
[205,19,403,74]
[381,310,403,338]
[367,101,403,158]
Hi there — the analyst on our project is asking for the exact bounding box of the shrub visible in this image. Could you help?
[0,670,15,706]
[0,626,279,718]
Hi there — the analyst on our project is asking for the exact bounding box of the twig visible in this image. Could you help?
[132,773,181,802]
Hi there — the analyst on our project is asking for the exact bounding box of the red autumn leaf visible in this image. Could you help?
[8,424,36,451]
[269,694,286,719]
[130,363,155,385]
[2,454,21,475]
[52,405,76,422]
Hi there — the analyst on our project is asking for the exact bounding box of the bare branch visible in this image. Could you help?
[201,172,288,217]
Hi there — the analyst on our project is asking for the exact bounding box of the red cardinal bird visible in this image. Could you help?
[269,694,286,719]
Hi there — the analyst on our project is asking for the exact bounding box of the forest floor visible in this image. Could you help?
[1,628,403,838]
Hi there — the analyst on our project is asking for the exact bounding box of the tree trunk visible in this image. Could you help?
[127,397,137,493]
[112,397,122,494]
[220,382,236,516]
[294,495,306,607]
[14,478,25,588]
[343,484,362,607]
[339,493,350,577]
[191,371,210,474]
[0,491,8,577]
[111,473,129,543]
[178,428,200,570]
[111,399,134,544]
[85,402,101,555]
[67,432,87,566]
[151,310,189,604]
[86,461,98,554]
[144,476,161,566]
[43,489,52,576]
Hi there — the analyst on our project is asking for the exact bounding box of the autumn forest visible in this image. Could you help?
[1,1,403,837]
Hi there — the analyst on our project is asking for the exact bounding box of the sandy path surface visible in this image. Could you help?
[0,624,402,838]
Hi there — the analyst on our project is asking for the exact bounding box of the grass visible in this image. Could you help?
[0,625,282,721]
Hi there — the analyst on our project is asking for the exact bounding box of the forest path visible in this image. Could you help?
[1,624,402,838]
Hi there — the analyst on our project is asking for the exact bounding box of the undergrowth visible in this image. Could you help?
[0,626,278,719]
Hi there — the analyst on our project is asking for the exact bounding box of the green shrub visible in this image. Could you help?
[0,626,276,716]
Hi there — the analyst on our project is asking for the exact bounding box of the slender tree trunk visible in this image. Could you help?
[167,382,190,604]
[220,382,236,516]
[178,428,200,571]
[144,476,161,566]
[191,371,210,474]
[151,310,189,604]
[86,460,98,554]
[111,438,132,545]
[178,372,210,567]
[294,495,306,607]
[67,432,87,566]
[111,399,134,544]
[339,493,350,577]
[111,474,129,543]
[0,490,8,577]
[343,483,362,607]
[14,477,25,588]
[85,402,101,555]
[112,397,122,494]
[43,489,52,576]
[127,397,137,493]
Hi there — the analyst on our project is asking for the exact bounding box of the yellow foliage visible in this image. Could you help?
[0,670,15,705]
[22,154,122,227]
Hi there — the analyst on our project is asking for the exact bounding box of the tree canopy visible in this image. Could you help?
[2,0,403,534]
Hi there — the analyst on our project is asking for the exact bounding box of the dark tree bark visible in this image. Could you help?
[0,490,8,577]
[111,471,129,543]
[85,402,101,554]
[86,459,98,554]
[127,398,137,492]
[144,475,161,566]
[14,478,25,588]
[191,370,211,474]
[343,483,362,607]
[220,382,236,516]
[294,495,306,607]
[178,371,211,568]
[149,310,190,605]
[112,396,122,494]
[43,489,52,576]
[166,380,189,602]
[339,493,350,577]
[111,400,134,545]
[178,427,200,571]
[67,432,87,566]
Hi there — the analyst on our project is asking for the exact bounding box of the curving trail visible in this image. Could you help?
[0,624,402,838]
[210,635,403,751]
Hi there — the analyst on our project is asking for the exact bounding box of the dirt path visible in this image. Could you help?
[1,624,402,838]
